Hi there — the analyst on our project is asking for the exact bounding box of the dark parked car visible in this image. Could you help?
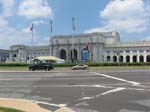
[29,60,54,71]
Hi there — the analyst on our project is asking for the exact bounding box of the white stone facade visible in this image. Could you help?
[0,49,9,62]
[50,32,120,62]
[10,31,150,63]
[10,45,49,63]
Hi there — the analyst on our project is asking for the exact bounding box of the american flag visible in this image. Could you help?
[50,20,53,33]
[30,24,33,32]
[72,18,76,31]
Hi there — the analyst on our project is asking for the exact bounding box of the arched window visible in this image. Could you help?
[113,56,117,62]
[133,55,137,62]
[59,49,67,60]
[119,56,123,62]
[13,54,17,57]
[146,55,150,62]
[107,56,111,61]
[139,55,144,62]
[126,55,130,63]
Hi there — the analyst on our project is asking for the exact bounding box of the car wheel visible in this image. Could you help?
[46,68,50,71]
[29,68,34,71]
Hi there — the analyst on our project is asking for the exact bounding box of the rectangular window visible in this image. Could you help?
[146,50,150,52]
[132,50,136,53]
[119,50,123,53]
[106,50,111,53]
[125,50,130,53]
[139,50,144,53]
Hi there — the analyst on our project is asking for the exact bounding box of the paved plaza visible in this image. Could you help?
[0,69,150,112]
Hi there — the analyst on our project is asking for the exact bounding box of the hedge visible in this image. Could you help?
[0,63,28,66]
[0,62,150,67]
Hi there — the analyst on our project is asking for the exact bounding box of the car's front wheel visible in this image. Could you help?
[45,68,50,71]
[29,67,35,71]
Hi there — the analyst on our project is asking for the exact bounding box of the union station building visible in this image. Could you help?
[9,31,150,63]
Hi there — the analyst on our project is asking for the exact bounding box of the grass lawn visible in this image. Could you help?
[0,107,24,112]
[0,66,28,71]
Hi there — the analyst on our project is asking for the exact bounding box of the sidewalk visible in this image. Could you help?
[0,98,74,112]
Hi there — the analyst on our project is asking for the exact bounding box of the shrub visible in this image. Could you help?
[0,62,28,67]
[0,62,150,67]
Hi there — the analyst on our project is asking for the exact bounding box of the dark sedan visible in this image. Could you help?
[28,60,54,71]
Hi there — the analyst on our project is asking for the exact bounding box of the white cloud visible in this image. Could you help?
[18,0,53,19]
[32,20,47,25]
[101,0,146,19]
[22,26,31,33]
[85,0,149,34]
[0,0,50,49]
[0,19,48,49]
[0,0,14,17]
[0,18,8,26]
[36,36,49,46]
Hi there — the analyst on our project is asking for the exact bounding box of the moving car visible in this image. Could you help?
[72,64,88,70]
[29,60,54,71]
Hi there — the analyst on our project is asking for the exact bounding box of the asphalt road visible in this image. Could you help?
[0,69,150,112]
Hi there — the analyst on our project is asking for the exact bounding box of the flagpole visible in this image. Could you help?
[50,20,53,56]
[72,17,75,63]
[30,23,34,47]
[32,28,33,46]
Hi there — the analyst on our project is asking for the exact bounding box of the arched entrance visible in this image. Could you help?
[147,55,150,62]
[113,56,117,62]
[119,56,123,62]
[70,49,78,60]
[107,56,111,61]
[126,55,130,63]
[59,49,67,60]
[133,55,137,62]
[139,55,144,62]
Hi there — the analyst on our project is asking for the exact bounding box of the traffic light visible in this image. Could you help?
[86,43,89,50]
[86,45,88,50]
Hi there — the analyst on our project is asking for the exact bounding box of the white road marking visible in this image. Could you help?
[91,72,140,86]
[0,78,42,80]
[36,101,67,107]
[95,87,126,97]
[76,87,125,105]
[0,84,113,88]
[71,84,113,88]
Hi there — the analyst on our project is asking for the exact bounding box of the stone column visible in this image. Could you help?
[137,55,140,63]
[123,55,126,63]
[97,38,100,62]
[130,55,133,63]
[67,39,70,61]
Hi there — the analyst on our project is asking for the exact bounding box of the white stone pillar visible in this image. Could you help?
[130,55,133,63]
[144,54,147,62]
[137,55,140,63]
[123,55,126,63]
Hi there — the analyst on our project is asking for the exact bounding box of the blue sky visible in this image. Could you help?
[0,0,150,49]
